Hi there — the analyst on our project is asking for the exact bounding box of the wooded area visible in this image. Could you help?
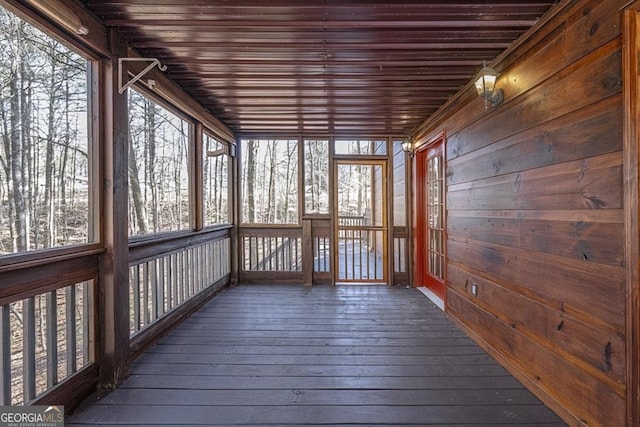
[241,139,298,224]
[128,89,190,235]
[0,8,90,255]
[303,139,329,215]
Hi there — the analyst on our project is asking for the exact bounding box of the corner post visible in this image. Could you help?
[98,28,130,389]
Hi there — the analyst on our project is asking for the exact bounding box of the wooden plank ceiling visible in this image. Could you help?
[82,0,558,136]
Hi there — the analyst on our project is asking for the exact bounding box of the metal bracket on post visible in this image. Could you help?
[118,58,167,94]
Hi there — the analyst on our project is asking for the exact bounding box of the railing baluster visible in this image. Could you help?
[189,248,195,297]
[150,260,157,323]
[182,250,187,302]
[198,245,204,290]
[195,246,201,291]
[351,230,356,279]
[143,262,150,327]
[209,242,214,283]
[157,258,163,316]
[66,285,77,374]
[134,265,141,331]
[183,249,189,299]
[175,253,181,304]
[192,247,198,293]
[23,297,36,403]
[360,229,364,280]
[45,290,58,388]
[272,237,277,271]
[169,254,174,308]
[178,252,187,304]
[82,282,90,366]
[215,241,220,279]
[260,237,271,271]
[0,305,11,405]
[186,249,191,298]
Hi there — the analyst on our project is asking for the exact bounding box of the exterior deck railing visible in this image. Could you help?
[128,227,231,353]
[0,247,101,408]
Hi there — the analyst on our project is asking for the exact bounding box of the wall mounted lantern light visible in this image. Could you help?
[475,62,504,109]
[401,141,414,158]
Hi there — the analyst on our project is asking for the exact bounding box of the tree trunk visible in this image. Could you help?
[128,138,148,234]
[146,101,158,230]
[10,51,28,252]
[44,58,57,248]
[267,141,276,222]
[245,139,257,223]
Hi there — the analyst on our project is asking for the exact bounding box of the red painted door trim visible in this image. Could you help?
[414,133,446,301]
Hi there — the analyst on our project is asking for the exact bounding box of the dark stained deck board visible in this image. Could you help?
[85,388,544,406]
[130,362,510,377]
[68,284,567,426]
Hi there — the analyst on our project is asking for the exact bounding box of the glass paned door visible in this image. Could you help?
[426,152,444,281]
[415,136,446,300]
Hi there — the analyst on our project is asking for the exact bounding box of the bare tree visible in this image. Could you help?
[245,139,257,223]
[0,8,90,254]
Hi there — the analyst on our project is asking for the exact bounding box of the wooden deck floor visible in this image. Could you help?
[68,285,567,426]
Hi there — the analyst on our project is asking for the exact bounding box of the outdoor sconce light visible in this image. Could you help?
[401,141,414,158]
[475,62,504,109]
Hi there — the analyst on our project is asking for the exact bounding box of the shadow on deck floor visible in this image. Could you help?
[68,284,567,426]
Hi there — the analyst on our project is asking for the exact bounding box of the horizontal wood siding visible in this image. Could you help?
[412,0,629,425]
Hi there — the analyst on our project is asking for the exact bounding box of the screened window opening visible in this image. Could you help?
[241,139,298,224]
[203,132,230,226]
[0,7,92,255]
[335,139,387,156]
[128,89,191,236]
[304,139,329,215]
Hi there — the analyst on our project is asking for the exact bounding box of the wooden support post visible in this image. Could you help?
[230,142,239,286]
[194,123,204,231]
[0,305,11,405]
[302,219,313,286]
[98,29,130,389]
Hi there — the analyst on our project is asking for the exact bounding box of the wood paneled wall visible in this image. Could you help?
[412,0,633,425]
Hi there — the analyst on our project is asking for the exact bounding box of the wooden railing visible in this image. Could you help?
[128,227,231,352]
[0,247,101,408]
[238,227,302,283]
[238,218,408,285]
[242,235,302,271]
[0,283,91,405]
[338,215,367,227]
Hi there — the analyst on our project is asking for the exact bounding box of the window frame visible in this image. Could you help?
[126,84,196,239]
[202,128,232,228]
[239,137,301,226]
[334,138,389,157]
[302,138,331,217]
[0,3,101,263]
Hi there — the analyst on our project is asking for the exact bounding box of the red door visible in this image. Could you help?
[415,137,446,301]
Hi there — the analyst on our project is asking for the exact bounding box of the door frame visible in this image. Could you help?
[414,131,447,304]
[332,159,389,284]
[623,6,640,426]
